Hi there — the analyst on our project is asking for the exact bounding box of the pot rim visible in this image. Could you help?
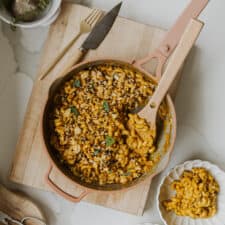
[42,58,177,193]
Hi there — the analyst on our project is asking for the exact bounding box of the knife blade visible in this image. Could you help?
[81,2,122,51]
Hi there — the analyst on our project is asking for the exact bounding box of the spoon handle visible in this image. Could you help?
[149,19,203,110]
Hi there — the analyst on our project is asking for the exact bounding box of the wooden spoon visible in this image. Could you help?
[138,19,203,131]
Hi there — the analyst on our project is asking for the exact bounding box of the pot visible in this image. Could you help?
[42,57,177,202]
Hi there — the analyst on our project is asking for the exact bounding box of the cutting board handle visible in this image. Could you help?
[45,165,90,202]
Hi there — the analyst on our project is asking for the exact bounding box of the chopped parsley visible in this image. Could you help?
[103,100,110,113]
[105,136,115,147]
[73,79,81,88]
[93,149,101,156]
[70,106,79,116]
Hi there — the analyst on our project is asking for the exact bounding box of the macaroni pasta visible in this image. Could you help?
[49,64,169,185]
[163,168,219,218]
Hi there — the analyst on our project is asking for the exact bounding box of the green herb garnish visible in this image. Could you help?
[38,0,50,11]
[123,172,131,176]
[103,100,110,113]
[93,149,101,156]
[70,106,79,116]
[105,136,115,147]
[74,79,81,88]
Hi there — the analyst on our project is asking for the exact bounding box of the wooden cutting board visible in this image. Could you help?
[9,3,185,215]
[0,184,46,225]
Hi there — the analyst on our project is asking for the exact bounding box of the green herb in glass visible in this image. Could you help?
[12,0,50,22]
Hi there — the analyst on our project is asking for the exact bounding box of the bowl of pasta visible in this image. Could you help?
[157,160,225,225]
[42,59,177,202]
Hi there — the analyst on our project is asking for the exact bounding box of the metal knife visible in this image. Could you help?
[41,2,122,80]
[81,2,122,52]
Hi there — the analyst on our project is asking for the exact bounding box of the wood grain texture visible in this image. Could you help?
[9,3,186,215]
[0,184,45,225]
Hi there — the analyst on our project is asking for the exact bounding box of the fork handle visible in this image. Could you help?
[40,31,82,80]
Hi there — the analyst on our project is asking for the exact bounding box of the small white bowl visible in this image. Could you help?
[0,0,61,28]
[157,160,225,225]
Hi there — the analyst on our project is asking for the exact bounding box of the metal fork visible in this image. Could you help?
[40,9,102,80]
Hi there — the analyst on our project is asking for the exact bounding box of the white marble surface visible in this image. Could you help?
[0,0,225,224]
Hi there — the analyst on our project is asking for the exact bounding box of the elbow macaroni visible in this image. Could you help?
[163,168,219,218]
[49,64,169,185]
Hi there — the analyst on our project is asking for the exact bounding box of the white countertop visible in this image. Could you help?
[0,0,225,224]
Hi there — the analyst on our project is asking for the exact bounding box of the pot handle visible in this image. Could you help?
[132,50,167,79]
[45,165,90,203]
